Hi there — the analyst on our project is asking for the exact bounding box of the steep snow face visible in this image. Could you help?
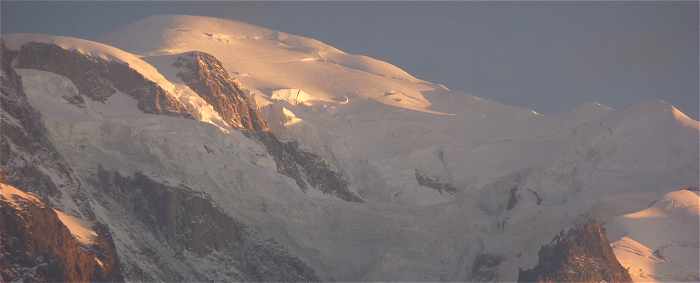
[607,188,700,282]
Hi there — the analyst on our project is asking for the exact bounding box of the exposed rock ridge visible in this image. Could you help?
[95,167,319,282]
[11,41,190,117]
[0,183,122,282]
[257,134,363,202]
[415,169,457,194]
[517,220,632,283]
[174,51,268,131]
[172,51,362,202]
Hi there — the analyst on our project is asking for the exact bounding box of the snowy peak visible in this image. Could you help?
[648,188,699,216]
[101,14,420,82]
[608,188,700,282]
[2,13,698,283]
[671,105,700,130]
[100,14,297,54]
[100,14,448,115]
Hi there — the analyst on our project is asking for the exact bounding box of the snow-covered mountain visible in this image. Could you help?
[607,187,700,282]
[1,15,697,282]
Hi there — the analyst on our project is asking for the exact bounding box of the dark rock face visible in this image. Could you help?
[506,186,519,210]
[0,183,122,282]
[174,51,268,131]
[13,42,191,117]
[517,220,632,283]
[95,167,319,282]
[415,169,457,195]
[257,133,363,203]
[478,170,534,216]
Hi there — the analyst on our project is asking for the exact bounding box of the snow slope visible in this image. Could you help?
[103,15,699,207]
[100,17,699,279]
[15,67,488,280]
[100,15,445,115]
[101,16,559,205]
[607,188,700,282]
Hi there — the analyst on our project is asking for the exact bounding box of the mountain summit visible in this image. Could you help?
[1,15,697,282]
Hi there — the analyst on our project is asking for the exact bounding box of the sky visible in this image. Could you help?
[2,1,698,118]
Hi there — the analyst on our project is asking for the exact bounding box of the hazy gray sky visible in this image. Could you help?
[3,1,698,118]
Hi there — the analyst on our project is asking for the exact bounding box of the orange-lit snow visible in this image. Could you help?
[54,209,98,245]
[608,189,700,282]
[0,183,42,208]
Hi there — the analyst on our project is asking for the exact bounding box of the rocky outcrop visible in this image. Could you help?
[95,167,319,281]
[174,51,267,131]
[479,170,533,215]
[12,42,190,117]
[172,51,360,202]
[518,220,632,283]
[0,183,122,282]
[257,133,363,202]
[415,169,457,195]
